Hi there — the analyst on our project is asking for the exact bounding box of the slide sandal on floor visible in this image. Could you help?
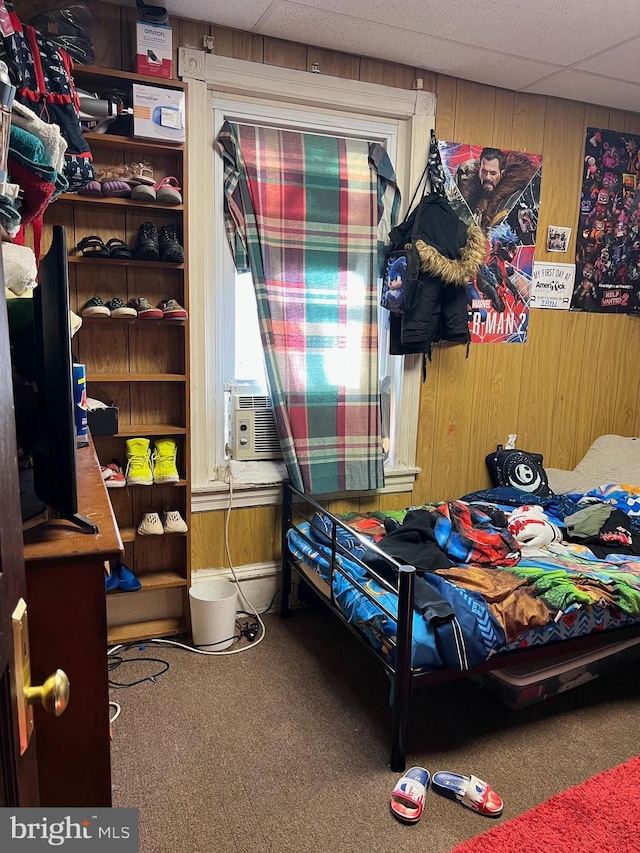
[390,766,430,824]
[432,771,503,817]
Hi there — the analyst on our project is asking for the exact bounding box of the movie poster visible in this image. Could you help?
[439,141,543,343]
[572,127,640,314]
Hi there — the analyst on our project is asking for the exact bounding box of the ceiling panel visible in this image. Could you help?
[256,2,562,91]
[522,69,640,113]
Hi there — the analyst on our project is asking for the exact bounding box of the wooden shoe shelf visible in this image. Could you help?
[44,65,191,645]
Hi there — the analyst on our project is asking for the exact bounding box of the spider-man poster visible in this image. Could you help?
[439,141,543,343]
[573,127,640,314]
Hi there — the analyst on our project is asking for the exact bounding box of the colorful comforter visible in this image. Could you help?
[287,486,640,674]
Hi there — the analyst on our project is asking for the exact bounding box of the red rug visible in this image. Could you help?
[448,755,640,853]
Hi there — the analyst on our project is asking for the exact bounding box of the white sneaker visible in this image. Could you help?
[138,511,164,535]
[162,509,188,534]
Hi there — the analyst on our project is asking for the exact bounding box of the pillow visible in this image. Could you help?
[545,435,640,494]
[485,446,552,496]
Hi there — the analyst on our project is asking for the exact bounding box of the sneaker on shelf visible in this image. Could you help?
[100,465,113,481]
[105,297,137,317]
[115,560,142,591]
[81,296,110,317]
[162,508,188,534]
[125,437,153,485]
[159,298,188,320]
[158,224,185,263]
[104,460,126,488]
[127,296,163,319]
[133,221,160,261]
[152,438,179,483]
[105,563,119,592]
[138,510,164,536]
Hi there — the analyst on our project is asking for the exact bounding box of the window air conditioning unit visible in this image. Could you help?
[232,393,283,461]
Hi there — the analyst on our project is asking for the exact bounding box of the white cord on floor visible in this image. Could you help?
[109,701,121,724]
[108,469,266,659]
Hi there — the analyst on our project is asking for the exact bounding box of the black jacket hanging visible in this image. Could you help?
[388,193,486,356]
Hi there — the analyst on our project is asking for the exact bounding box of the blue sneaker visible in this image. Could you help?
[116,561,141,592]
[105,566,119,592]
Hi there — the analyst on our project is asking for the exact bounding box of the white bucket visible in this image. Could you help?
[189,579,238,650]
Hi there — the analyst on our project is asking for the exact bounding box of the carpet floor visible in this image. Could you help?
[109,608,640,853]
[448,754,640,853]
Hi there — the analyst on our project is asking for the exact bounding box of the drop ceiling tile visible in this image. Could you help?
[290,0,640,66]
[522,69,640,112]
[572,37,640,83]
[165,0,273,32]
[256,2,561,90]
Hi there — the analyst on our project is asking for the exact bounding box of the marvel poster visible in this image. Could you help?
[573,127,640,313]
[439,141,543,343]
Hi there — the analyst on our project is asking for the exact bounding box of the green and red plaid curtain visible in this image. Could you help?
[216,121,399,495]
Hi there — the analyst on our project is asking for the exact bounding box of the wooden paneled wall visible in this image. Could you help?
[16,2,640,570]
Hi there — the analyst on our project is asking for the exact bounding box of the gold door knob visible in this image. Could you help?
[25,669,70,716]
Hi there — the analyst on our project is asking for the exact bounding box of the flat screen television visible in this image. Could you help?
[8,225,97,533]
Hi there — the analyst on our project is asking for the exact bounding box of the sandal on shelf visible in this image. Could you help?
[127,161,155,186]
[101,179,131,198]
[155,176,182,205]
[76,235,110,258]
[390,767,430,824]
[131,183,157,202]
[78,180,102,197]
[106,238,133,259]
[431,771,503,817]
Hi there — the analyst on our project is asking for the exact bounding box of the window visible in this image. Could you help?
[181,52,434,509]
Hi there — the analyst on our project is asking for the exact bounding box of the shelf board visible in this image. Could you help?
[120,526,189,543]
[57,193,183,211]
[87,373,186,383]
[107,617,188,646]
[107,571,187,594]
[83,132,185,152]
[69,256,184,270]
[94,423,187,437]
[74,65,186,89]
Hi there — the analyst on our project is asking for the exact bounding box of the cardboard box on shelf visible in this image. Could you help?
[136,21,173,78]
[132,83,185,143]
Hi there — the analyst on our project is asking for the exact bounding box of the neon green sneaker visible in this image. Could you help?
[125,437,153,485]
[152,438,179,483]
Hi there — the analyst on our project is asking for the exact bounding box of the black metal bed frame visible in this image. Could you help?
[279,481,640,772]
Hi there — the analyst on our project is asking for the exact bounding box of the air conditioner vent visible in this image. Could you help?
[232,393,283,461]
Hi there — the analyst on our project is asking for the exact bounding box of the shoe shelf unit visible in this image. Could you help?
[46,65,191,646]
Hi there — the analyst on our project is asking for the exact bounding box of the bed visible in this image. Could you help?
[279,436,640,772]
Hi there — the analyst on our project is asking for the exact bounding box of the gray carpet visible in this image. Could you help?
[110,608,640,853]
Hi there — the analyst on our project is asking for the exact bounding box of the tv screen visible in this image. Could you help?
[8,225,97,533]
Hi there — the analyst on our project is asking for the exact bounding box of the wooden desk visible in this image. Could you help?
[23,439,122,807]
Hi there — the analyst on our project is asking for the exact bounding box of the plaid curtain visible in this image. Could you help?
[216,121,399,495]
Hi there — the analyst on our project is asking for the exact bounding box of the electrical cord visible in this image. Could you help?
[107,471,269,663]
[109,701,121,724]
[108,651,170,687]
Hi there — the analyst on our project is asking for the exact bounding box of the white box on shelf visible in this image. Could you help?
[132,83,185,143]
[136,21,172,78]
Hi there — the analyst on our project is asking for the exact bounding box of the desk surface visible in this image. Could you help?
[22,439,123,564]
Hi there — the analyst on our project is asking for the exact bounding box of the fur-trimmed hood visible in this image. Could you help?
[414,223,487,287]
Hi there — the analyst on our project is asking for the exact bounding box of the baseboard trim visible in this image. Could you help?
[192,562,282,614]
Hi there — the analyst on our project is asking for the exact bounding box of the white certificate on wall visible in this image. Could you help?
[530,262,575,310]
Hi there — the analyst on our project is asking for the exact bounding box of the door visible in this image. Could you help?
[0,283,39,805]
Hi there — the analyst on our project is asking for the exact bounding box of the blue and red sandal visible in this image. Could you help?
[432,771,503,817]
[390,766,430,824]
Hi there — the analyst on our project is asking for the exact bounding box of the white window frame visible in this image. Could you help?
[179,50,435,511]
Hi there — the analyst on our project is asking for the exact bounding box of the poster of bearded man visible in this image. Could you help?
[439,141,543,344]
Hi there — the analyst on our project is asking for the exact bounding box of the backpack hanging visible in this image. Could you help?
[0,0,94,191]
[381,157,430,313]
